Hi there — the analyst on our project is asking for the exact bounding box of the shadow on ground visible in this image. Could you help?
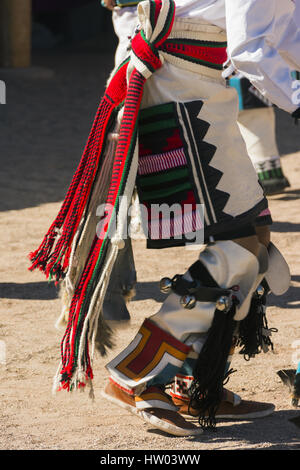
[147,409,300,449]
[133,281,166,303]
[0,281,58,300]
[270,189,300,203]
[268,275,300,309]
[0,279,161,302]
[1,272,299,310]
[133,277,300,310]
[271,220,300,232]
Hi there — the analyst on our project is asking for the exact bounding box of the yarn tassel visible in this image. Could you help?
[28,59,130,281]
[237,280,277,360]
[33,0,177,394]
[189,304,238,428]
[55,70,144,391]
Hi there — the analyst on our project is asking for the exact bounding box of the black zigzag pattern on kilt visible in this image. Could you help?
[178,101,232,225]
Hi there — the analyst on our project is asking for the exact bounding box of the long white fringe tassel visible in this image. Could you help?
[52,96,139,397]
[52,361,63,395]
[55,216,85,330]
[64,241,120,398]
[74,137,139,395]
[54,129,120,332]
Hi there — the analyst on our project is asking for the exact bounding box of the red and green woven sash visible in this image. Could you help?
[29,0,228,392]
[29,0,176,392]
[161,38,227,70]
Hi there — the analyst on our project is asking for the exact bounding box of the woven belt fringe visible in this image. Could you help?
[28,0,227,394]
[29,0,176,394]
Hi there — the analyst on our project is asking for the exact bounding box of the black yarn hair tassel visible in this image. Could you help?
[291,107,300,125]
[189,302,238,429]
[237,279,277,360]
[94,312,115,356]
[292,373,300,408]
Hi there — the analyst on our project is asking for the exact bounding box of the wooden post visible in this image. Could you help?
[0,0,32,67]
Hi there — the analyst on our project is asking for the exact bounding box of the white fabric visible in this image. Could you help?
[172,0,226,28]
[127,0,174,80]
[224,0,300,113]
[112,14,266,240]
[237,107,280,168]
[112,0,300,112]
[139,410,203,436]
[151,240,260,345]
[141,28,265,222]
[112,7,138,66]
[265,242,291,295]
[295,0,300,27]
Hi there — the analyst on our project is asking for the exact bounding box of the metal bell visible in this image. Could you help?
[159,277,172,294]
[216,295,230,312]
[180,294,196,309]
[256,284,265,297]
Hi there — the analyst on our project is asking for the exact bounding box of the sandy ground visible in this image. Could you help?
[0,40,300,451]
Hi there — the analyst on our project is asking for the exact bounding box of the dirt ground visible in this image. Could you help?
[0,42,300,451]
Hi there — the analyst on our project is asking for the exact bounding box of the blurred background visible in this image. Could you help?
[0,0,119,212]
[0,0,116,67]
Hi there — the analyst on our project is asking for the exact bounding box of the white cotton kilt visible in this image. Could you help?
[133,18,269,248]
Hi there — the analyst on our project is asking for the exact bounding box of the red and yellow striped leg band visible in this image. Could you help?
[106,318,191,398]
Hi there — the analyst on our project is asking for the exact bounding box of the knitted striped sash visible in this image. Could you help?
[116,0,141,5]
[30,0,228,395]
[29,0,176,394]
[161,38,227,70]
[29,0,174,281]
